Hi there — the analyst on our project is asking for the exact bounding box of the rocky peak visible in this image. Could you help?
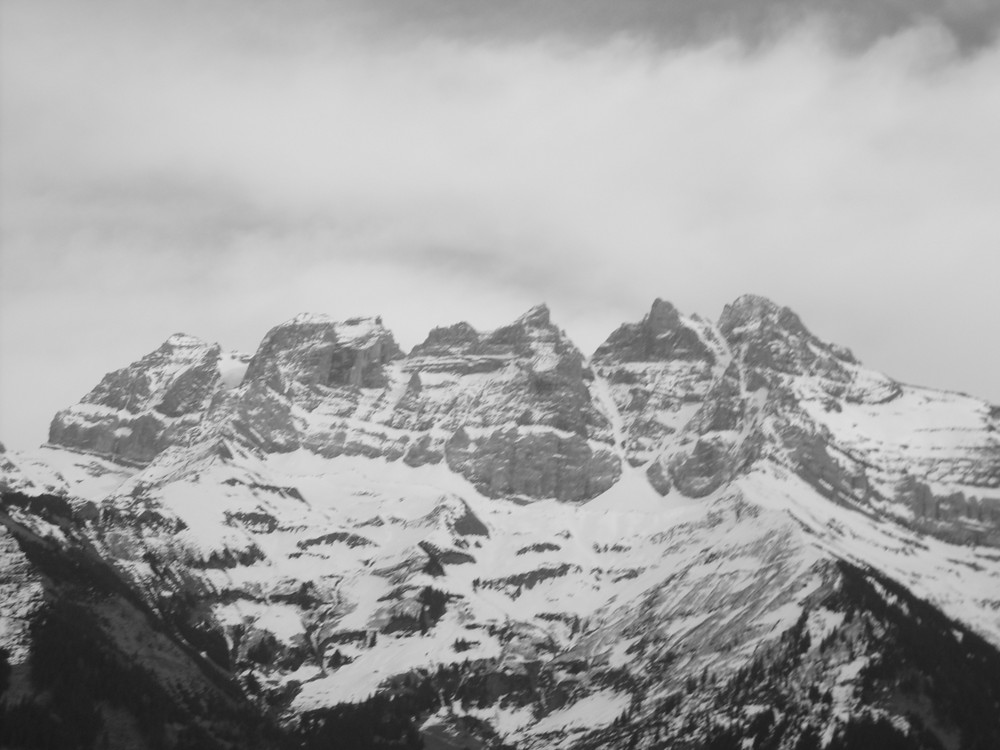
[478,304,560,353]
[514,303,552,328]
[718,294,807,338]
[161,332,213,351]
[387,305,620,501]
[244,314,402,390]
[592,298,714,363]
[718,294,857,379]
[47,334,230,464]
[647,297,682,332]
[410,322,479,357]
[77,334,221,415]
[406,305,598,429]
[410,305,568,365]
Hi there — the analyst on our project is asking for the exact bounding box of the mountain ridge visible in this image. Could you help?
[3,294,999,750]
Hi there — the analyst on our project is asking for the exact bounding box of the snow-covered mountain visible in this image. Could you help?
[2,295,999,750]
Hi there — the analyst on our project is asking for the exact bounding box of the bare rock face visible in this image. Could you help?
[593,298,715,364]
[718,294,859,384]
[222,315,403,457]
[244,314,402,390]
[47,335,240,465]
[688,360,744,434]
[445,427,620,502]
[223,379,301,454]
[665,436,739,497]
[404,304,605,435]
[402,304,620,501]
[86,334,223,412]
[894,475,1000,546]
[653,361,758,498]
[784,422,872,508]
[409,321,480,357]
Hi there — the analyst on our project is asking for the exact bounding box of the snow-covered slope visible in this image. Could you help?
[0,485,270,749]
[3,296,999,750]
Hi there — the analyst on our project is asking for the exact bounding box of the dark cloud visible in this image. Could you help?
[322,0,1000,52]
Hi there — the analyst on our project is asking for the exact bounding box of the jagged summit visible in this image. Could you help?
[718,293,819,349]
[593,297,714,363]
[411,303,573,362]
[646,296,682,330]
[161,332,212,349]
[718,292,783,324]
[717,294,860,381]
[243,313,402,390]
[514,302,552,328]
[290,311,337,325]
[46,332,229,463]
[410,321,480,357]
[287,311,388,337]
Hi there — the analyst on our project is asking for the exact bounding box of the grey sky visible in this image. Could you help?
[1,0,999,449]
[313,0,1000,51]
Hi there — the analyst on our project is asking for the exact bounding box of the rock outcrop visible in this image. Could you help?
[48,335,248,464]
[244,314,402,391]
[397,304,619,501]
[719,294,855,380]
[593,297,715,363]
[444,426,620,502]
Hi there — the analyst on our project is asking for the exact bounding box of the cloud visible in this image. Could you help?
[2,0,999,447]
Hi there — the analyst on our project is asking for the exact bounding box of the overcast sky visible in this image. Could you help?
[1,0,998,450]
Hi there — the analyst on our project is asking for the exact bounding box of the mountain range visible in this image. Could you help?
[2,294,999,750]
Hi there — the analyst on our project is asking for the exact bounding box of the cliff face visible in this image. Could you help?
[47,334,249,465]
[13,294,999,750]
[401,304,619,502]
[45,297,1000,538]
[49,305,622,504]
[243,314,403,390]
